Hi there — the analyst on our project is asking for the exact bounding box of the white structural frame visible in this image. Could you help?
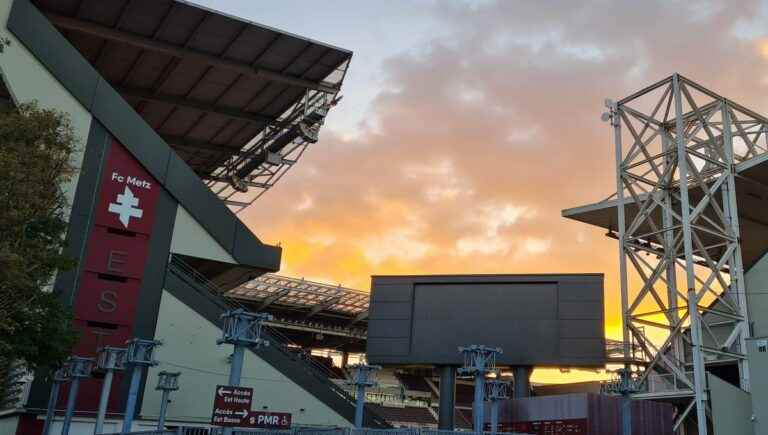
[205,58,350,213]
[607,74,768,434]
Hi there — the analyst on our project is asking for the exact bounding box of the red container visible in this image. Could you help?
[487,393,674,435]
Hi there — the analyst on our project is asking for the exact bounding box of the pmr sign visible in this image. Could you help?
[245,411,292,429]
[211,385,253,427]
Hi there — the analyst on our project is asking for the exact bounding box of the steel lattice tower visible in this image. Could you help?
[605,73,768,434]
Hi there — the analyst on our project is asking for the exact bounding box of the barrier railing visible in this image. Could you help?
[98,429,184,435]
[166,256,390,428]
[111,428,526,435]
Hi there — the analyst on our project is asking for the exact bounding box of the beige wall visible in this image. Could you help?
[0,0,92,221]
[169,205,237,264]
[747,253,768,337]
[142,290,350,427]
[709,373,754,435]
[0,415,19,435]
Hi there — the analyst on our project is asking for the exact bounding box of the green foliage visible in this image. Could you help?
[0,357,25,409]
[0,102,78,370]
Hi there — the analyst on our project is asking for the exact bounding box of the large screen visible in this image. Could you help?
[366,274,605,367]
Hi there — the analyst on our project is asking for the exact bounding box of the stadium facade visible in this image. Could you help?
[0,0,380,433]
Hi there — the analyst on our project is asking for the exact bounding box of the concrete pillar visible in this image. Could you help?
[341,352,349,368]
[438,366,456,430]
[512,366,532,398]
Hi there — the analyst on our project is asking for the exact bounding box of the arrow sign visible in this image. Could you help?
[211,385,254,427]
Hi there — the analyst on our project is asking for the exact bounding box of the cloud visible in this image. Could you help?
[241,0,768,345]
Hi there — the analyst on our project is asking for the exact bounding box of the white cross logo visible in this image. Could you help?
[108,186,143,228]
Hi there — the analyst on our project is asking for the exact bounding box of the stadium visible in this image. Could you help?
[0,1,766,435]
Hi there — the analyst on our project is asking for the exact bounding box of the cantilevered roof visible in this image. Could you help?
[228,274,370,318]
[563,159,768,270]
[32,0,351,184]
[9,0,282,274]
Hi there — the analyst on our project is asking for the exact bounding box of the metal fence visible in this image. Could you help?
[109,427,526,435]
[98,429,184,435]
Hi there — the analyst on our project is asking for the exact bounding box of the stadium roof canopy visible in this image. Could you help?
[34,0,352,210]
[228,274,369,320]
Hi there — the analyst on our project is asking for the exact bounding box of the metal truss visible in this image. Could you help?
[227,273,370,318]
[607,74,768,434]
[205,59,350,213]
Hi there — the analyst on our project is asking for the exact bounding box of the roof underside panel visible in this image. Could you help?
[32,0,352,177]
[562,164,768,270]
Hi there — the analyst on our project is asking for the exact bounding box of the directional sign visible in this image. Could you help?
[211,385,254,427]
[244,411,292,429]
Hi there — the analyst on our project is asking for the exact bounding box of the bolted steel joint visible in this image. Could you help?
[218,309,273,347]
[156,371,181,391]
[125,338,162,366]
[96,346,128,371]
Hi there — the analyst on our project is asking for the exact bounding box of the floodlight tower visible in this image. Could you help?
[601,74,760,435]
[94,346,127,435]
[485,373,510,435]
[458,345,502,432]
[61,356,94,435]
[217,309,272,435]
[42,365,70,435]
[122,339,161,433]
[155,371,181,430]
[347,363,381,428]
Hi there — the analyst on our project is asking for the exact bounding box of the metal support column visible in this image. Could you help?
[473,376,484,431]
[217,309,272,435]
[608,97,631,365]
[94,347,127,435]
[156,371,181,429]
[672,74,708,435]
[42,366,70,435]
[438,365,456,430]
[60,357,94,435]
[485,374,509,435]
[347,363,381,428]
[511,366,531,398]
[122,339,161,433]
[458,345,502,432]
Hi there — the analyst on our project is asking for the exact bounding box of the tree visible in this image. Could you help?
[0,102,78,381]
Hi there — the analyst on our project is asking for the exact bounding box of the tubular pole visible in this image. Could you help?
[60,377,81,435]
[611,98,631,366]
[94,369,114,435]
[672,74,708,435]
[228,345,245,386]
[157,389,170,430]
[121,366,143,433]
[473,374,485,431]
[42,380,62,435]
[354,383,366,428]
[490,400,499,435]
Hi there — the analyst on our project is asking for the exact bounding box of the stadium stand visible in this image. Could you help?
[367,404,436,428]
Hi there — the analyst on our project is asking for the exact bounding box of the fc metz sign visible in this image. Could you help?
[94,142,160,233]
[65,140,161,412]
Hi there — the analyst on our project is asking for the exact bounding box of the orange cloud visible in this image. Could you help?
[240,0,768,383]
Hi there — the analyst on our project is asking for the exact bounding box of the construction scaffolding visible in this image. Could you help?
[602,73,768,434]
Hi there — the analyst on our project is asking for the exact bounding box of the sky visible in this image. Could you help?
[194,0,768,381]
